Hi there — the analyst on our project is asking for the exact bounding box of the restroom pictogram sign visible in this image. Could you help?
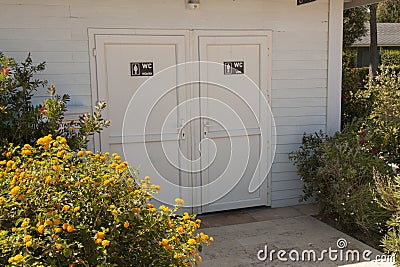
[224,61,244,75]
[130,62,154,76]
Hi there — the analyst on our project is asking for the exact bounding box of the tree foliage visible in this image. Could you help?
[377,0,400,23]
[343,7,368,49]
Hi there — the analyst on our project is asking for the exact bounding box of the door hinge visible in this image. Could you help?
[92,48,97,57]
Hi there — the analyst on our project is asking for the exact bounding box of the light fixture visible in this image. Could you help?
[186,0,200,10]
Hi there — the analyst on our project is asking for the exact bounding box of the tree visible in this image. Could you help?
[369,4,379,79]
[343,7,368,49]
[377,0,400,23]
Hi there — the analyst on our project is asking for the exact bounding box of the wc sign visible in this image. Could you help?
[130,62,154,76]
[224,61,245,75]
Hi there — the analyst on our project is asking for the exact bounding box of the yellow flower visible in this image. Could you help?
[37,225,45,234]
[62,205,70,211]
[95,238,102,244]
[86,151,93,155]
[21,149,31,156]
[200,232,209,241]
[187,238,196,245]
[153,185,161,190]
[56,243,62,250]
[10,186,20,195]
[177,226,184,234]
[54,227,63,233]
[0,160,6,165]
[102,240,110,246]
[160,205,170,213]
[175,198,185,205]
[25,241,32,247]
[45,176,52,184]
[183,212,190,220]
[23,235,32,243]
[9,254,23,263]
[104,179,110,186]
[0,196,6,205]
[109,204,116,209]
[6,151,12,158]
[62,223,69,230]
[12,227,17,233]
[21,218,30,228]
[124,221,129,228]
[6,160,14,167]
[73,207,80,213]
[96,232,105,239]
[149,207,156,213]
[67,225,74,233]
[161,239,169,246]
[52,165,61,171]
[198,256,203,263]
[56,150,66,157]
[77,151,84,157]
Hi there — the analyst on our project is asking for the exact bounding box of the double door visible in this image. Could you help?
[92,29,272,213]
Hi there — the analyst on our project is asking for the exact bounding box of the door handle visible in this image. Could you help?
[177,119,186,140]
[203,123,214,136]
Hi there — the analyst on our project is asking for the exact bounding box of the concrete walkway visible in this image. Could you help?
[198,204,395,267]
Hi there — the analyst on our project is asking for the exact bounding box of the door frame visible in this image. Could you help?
[88,29,273,212]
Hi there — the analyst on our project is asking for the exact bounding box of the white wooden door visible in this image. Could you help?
[195,31,272,213]
[93,32,193,207]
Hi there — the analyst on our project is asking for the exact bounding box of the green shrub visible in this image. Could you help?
[0,52,110,151]
[289,124,393,241]
[375,172,400,265]
[381,50,400,66]
[363,67,400,166]
[341,67,370,126]
[0,135,212,266]
[342,50,357,69]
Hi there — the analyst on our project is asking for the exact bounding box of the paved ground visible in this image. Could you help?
[198,204,395,267]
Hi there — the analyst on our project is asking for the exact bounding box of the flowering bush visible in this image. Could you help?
[0,52,109,151]
[289,124,393,244]
[0,135,212,266]
[363,68,400,166]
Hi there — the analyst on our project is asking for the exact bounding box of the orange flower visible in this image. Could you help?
[96,232,105,239]
[10,186,20,195]
[101,240,110,246]
[67,225,74,233]
[124,221,129,228]
[54,219,61,225]
[37,225,45,234]
[62,205,70,211]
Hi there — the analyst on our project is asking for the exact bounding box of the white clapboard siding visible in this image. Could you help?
[0,0,334,208]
